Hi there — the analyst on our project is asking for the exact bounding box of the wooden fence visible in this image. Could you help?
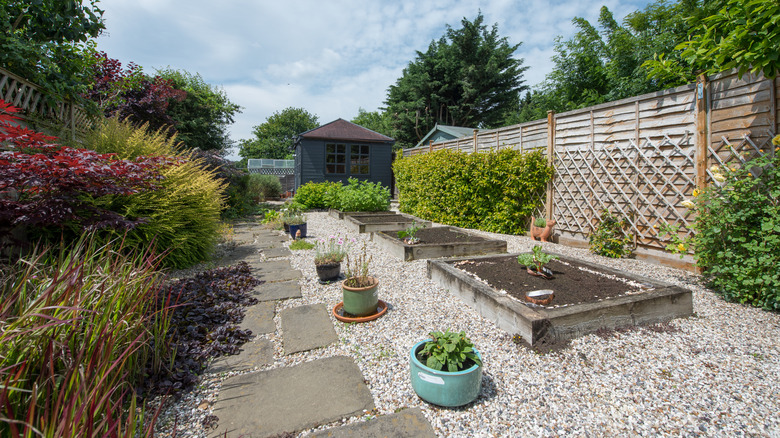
[402,69,778,269]
[0,67,94,140]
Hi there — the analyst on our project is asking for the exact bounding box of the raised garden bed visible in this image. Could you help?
[329,209,391,220]
[344,213,430,234]
[372,226,507,261]
[428,253,692,348]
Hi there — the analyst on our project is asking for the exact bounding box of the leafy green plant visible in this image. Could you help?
[325,177,390,212]
[397,220,425,244]
[290,239,315,250]
[662,145,780,310]
[533,217,547,228]
[393,149,554,234]
[416,329,482,372]
[315,234,354,265]
[517,245,558,272]
[588,209,634,258]
[294,181,341,209]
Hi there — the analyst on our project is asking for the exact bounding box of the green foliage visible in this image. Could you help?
[0,1,105,103]
[289,240,315,250]
[393,149,553,234]
[397,220,425,244]
[294,181,342,209]
[417,329,482,372]
[156,68,242,152]
[385,13,528,147]
[248,174,282,200]
[675,148,780,310]
[351,108,393,139]
[344,242,373,287]
[239,107,318,160]
[534,217,547,228]
[83,118,226,268]
[517,245,558,272]
[645,0,779,81]
[325,178,391,212]
[589,209,634,258]
[314,234,354,265]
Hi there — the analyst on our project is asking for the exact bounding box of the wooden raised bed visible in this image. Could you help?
[428,252,692,347]
[329,209,392,220]
[344,213,430,234]
[372,226,507,261]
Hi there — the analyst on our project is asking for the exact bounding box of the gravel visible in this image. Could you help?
[154,212,780,437]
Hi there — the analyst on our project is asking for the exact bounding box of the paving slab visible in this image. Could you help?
[309,408,436,438]
[240,301,276,335]
[281,304,337,355]
[263,246,292,258]
[255,239,288,250]
[209,356,375,438]
[208,338,273,374]
[255,269,301,283]
[252,280,302,301]
[249,259,293,272]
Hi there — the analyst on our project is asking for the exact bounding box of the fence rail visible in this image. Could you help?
[402,69,778,269]
[0,67,94,140]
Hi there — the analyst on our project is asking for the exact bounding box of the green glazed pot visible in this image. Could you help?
[341,276,379,317]
[409,340,483,407]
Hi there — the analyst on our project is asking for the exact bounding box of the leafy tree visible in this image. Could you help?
[156,69,241,153]
[0,1,105,101]
[385,13,528,147]
[645,0,779,81]
[351,108,392,138]
[238,107,319,161]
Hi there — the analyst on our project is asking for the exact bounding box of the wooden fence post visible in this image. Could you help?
[695,74,710,190]
[429,140,433,154]
[473,129,478,153]
[546,111,556,221]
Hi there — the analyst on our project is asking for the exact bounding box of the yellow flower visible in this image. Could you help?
[692,189,700,197]
[677,243,686,252]
[773,135,780,146]
[710,165,720,173]
[681,200,696,209]
[712,173,726,183]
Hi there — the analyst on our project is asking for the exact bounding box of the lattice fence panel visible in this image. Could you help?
[553,134,698,250]
[708,130,777,186]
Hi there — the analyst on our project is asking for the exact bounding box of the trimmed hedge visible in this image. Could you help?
[294,181,341,209]
[393,149,553,234]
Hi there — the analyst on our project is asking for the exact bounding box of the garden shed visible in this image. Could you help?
[293,119,395,191]
[414,124,478,148]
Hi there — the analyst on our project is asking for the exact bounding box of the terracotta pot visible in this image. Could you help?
[341,276,379,317]
[530,216,556,242]
[524,289,555,305]
[315,262,341,281]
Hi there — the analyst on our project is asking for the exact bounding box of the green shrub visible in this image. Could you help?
[83,118,225,268]
[325,178,390,212]
[692,152,780,310]
[589,209,634,258]
[393,149,554,234]
[294,181,341,209]
[248,174,282,200]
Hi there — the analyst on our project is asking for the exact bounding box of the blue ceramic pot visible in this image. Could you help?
[409,339,482,407]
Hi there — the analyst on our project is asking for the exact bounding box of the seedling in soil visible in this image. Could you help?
[517,245,558,279]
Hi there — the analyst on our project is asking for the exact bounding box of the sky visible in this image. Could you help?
[95,0,652,159]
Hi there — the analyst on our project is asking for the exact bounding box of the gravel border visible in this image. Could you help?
[155,212,780,437]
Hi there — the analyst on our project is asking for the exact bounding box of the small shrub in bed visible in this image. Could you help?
[325,177,390,212]
[294,181,341,209]
[589,209,634,258]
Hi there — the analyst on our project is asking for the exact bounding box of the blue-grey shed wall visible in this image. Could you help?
[294,139,394,190]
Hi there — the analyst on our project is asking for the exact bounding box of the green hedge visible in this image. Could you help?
[393,149,553,234]
[294,181,341,209]
[325,178,390,212]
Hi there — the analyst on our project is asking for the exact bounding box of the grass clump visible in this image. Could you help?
[290,240,315,250]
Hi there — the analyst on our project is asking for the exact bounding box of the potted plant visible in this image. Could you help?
[517,245,558,280]
[410,329,483,407]
[314,235,353,281]
[281,202,305,235]
[341,243,379,317]
[286,213,307,239]
[397,220,425,244]
[530,216,556,242]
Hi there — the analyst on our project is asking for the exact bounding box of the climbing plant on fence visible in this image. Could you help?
[393,149,553,234]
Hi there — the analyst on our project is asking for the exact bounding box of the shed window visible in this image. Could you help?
[325,143,346,174]
[350,144,370,175]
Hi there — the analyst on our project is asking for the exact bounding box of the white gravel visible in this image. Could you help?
[155,212,780,437]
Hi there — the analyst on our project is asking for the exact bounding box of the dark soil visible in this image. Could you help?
[455,255,643,307]
[383,227,488,244]
[351,214,409,224]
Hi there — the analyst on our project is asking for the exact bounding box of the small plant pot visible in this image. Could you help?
[315,262,341,281]
[409,340,483,407]
[525,289,555,306]
[289,223,307,239]
[341,276,379,317]
[530,216,556,242]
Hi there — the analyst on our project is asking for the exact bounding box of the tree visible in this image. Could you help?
[238,108,319,161]
[385,13,528,147]
[0,1,105,102]
[157,69,241,153]
[645,0,779,81]
[351,108,392,138]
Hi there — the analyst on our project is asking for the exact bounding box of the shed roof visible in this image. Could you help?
[298,119,394,143]
[414,124,478,148]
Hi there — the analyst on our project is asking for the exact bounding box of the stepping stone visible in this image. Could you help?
[252,280,301,301]
[240,302,276,335]
[209,356,374,438]
[208,338,273,374]
[310,408,436,438]
[255,239,287,249]
[256,269,301,283]
[281,304,337,355]
[250,259,293,272]
[263,246,292,258]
